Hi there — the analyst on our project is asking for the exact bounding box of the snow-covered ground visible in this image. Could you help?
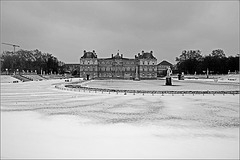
[1,80,239,159]
[86,79,239,91]
[0,75,22,83]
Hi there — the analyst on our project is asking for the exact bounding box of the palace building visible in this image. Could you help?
[79,50,157,80]
[157,60,173,77]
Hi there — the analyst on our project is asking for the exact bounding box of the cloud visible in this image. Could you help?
[1,1,239,63]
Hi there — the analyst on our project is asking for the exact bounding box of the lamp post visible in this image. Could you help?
[207,68,209,79]
[134,65,139,81]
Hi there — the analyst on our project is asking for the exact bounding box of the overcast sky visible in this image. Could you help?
[1,1,239,64]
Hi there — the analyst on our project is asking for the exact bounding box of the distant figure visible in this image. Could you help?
[178,72,184,80]
[178,73,181,80]
[181,72,184,80]
[166,67,172,78]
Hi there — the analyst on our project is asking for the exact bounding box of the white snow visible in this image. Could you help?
[0,75,22,83]
[86,79,239,91]
[1,80,239,159]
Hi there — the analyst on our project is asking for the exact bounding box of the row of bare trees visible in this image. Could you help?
[176,49,239,74]
[1,49,65,74]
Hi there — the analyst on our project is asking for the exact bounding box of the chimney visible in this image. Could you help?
[121,54,123,58]
[112,54,113,58]
[142,50,144,53]
[93,50,95,53]
[84,50,86,53]
[150,51,153,53]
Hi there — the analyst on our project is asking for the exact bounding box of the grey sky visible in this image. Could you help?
[1,1,239,64]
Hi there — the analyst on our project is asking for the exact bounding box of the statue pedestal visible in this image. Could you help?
[166,77,172,85]
[134,77,140,81]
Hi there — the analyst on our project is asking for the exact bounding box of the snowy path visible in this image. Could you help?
[1,80,239,159]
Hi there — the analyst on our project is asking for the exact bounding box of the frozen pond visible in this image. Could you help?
[1,80,239,158]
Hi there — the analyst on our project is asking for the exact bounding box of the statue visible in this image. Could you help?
[166,67,172,85]
[166,67,172,78]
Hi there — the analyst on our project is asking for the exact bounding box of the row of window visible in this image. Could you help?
[99,61,134,65]
[97,73,157,77]
[141,73,156,77]
[80,66,156,70]
[80,66,136,72]
[158,65,170,69]
[80,67,158,72]
[140,61,156,65]
[80,60,98,65]
[140,68,157,72]
[80,60,134,65]
[80,60,157,65]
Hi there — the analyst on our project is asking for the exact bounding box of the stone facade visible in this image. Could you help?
[136,51,157,79]
[80,50,157,80]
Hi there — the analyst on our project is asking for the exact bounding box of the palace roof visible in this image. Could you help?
[81,50,97,58]
[136,51,157,59]
[158,60,172,66]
